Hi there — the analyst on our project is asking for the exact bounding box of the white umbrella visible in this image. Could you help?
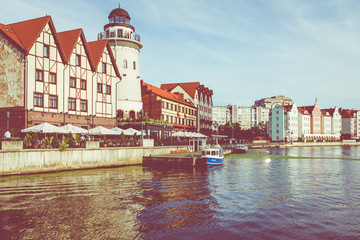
[111,127,125,135]
[124,128,142,136]
[89,126,117,135]
[21,122,67,133]
[173,131,186,137]
[61,124,88,134]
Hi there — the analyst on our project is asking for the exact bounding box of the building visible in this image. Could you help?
[297,107,311,140]
[254,95,293,109]
[270,100,341,142]
[238,106,252,130]
[212,106,230,131]
[341,109,360,139]
[160,82,213,133]
[0,15,121,135]
[141,81,197,132]
[269,104,298,142]
[98,6,143,119]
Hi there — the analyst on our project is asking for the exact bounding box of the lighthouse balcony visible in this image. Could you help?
[98,30,141,42]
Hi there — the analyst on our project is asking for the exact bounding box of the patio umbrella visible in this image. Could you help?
[89,126,117,135]
[123,128,142,136]
[61,124,88,134]
[111,127,125,135]
[21,122,68,133]
[172,131,186,137]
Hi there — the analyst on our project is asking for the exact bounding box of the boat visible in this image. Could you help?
[233,143,248,154]
[201,147,224,166]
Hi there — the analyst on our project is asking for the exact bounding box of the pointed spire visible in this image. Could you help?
[119,3,120,8]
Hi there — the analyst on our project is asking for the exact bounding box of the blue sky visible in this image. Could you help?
[1,0,360,109]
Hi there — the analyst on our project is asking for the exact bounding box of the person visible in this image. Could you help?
[4,130,11,140]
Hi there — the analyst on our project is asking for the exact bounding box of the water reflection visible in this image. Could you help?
[0,146,360,239]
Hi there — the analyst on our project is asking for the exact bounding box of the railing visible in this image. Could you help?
[98,31,141,42]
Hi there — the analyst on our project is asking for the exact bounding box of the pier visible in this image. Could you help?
[143,149,232,168]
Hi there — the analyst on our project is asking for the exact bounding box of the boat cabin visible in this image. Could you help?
[202,148,223,157]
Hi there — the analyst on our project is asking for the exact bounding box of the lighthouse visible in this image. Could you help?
[99,6,143,119]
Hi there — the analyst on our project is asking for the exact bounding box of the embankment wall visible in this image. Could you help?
[0,145,188,176]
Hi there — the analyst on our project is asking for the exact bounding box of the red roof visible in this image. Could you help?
[88,39,121,79]
[341,109,358,118]
[161,82,214,99]
[297,107,311,115]
[142,81,195,107]
[0,23,25,52]
[58,29,82,63]
[9,16,50,52]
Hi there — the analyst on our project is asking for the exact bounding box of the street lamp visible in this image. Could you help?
[6,110,10,131]
[86,116,91,140]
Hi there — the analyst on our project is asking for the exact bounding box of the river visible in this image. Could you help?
[0,146,360,239]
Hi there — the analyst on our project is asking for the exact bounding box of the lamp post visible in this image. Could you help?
[86,116,91,141]
[6,110,10,131]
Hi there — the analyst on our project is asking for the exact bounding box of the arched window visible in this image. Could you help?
[117,110,124,119]
[133,61,136,70]
[123,59,127,68]
[129,110,135,119]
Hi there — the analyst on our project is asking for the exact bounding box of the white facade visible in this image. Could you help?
[321,111,332,135]
[99,7,143,118]
[238,106,252,130]
[285,104,299,141]
[298,111,311,139]
[212,106,230,130]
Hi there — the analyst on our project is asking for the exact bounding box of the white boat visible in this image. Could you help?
[201,147,224,166]
[233,144,248,154]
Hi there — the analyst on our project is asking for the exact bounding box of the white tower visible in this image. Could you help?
[99,6,143,119]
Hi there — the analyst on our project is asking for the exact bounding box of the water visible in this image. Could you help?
[1,146,360,239]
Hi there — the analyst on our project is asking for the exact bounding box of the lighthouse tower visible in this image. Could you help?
[99,6,143,119]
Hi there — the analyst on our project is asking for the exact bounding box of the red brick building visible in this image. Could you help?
[141,81,197,132]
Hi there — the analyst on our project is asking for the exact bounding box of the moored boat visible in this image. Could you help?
[201,147,224,166]
[233,144,248,154]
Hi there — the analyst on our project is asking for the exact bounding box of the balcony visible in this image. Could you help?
[98,30,141,42]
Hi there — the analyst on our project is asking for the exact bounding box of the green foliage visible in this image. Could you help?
[24,134,32,146]
[44,136,54,148]
[59,135,69,151]
[132,133,138,145]
[31,133,38,146]
[52,133,60,148]
[10,128,20,138]
[120,132,125,146]
[67,132,75,147]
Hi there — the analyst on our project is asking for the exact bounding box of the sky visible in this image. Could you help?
[1,0,360,109]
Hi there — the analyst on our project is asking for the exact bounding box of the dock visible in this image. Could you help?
[142,149,232,168]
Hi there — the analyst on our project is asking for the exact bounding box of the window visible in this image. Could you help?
[106,85,111,95]
[34,93,43,107]
[129,111,135,119]
[123,59,127,68]
[102,63,107,73]
[80,80,86,90]
[166,102,169,109]
[49,95,58,109]
[118,29,123,38]
[36,70,44,82]
[133,61,136,70]
[76,55,81,66]
[116,16,120,23]
[44,44,49,58]
[68,98,76,110]
[276,130,279,133]
[49,73,56,84]
[80,100,87,112]
[97,83,102,93]
[70,77,76,88]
